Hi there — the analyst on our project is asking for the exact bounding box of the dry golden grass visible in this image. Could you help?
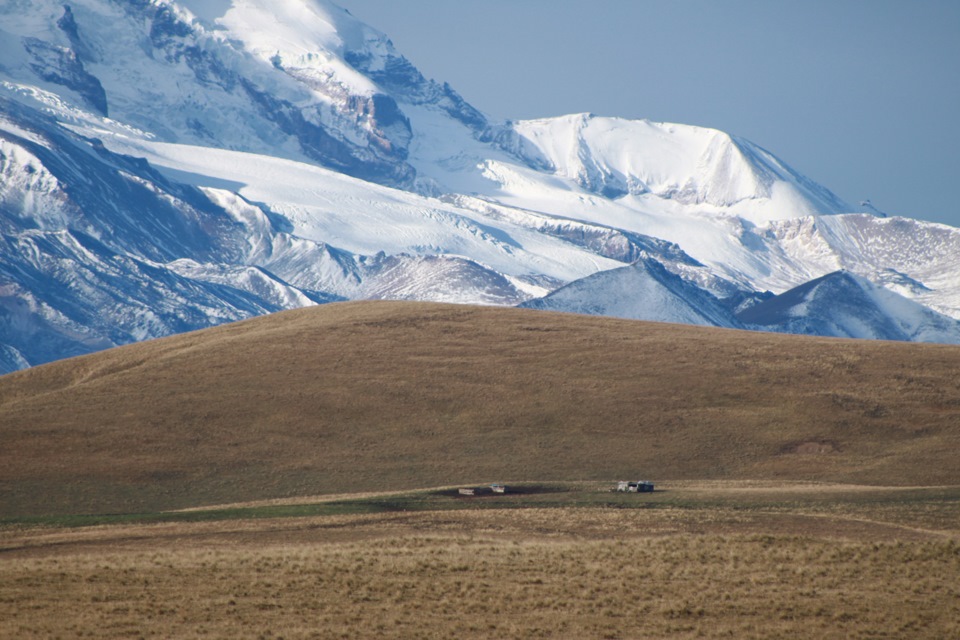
[1,499,959,639]
[2,301,959,517]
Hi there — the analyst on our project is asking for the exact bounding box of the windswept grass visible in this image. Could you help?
[2,482,958,638]
[1,508,958,639]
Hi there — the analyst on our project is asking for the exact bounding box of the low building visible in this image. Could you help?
[616,480,655,493]
[458,483,508,496]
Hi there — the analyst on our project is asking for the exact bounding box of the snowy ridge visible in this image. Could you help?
[0,0,426,184]
[764,215,960,318]
[738,271,960,343]
[1,0,958,374]
[520,257,742,328]
[496,114,850,220]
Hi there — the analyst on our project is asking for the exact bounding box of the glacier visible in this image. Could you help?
[1,0,959,373]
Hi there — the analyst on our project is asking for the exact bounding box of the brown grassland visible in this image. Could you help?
[1,301,959,638]
[1,484,958,639]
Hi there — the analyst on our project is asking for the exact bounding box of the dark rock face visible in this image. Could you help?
[436,82,488,130]
[239,79,415,186]
[148,4,193,42]
[22,37,108,116]
[366,93,413,156]
[56,5,97,63]
[535,222,697,267]
[343,50,487,132]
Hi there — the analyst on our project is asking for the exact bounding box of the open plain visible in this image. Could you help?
[2,301,959,638]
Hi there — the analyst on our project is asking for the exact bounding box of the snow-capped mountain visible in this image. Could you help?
[1,0,958,373]
[490,114,849,222]
[520,257,743,328]
[738,271,960,343]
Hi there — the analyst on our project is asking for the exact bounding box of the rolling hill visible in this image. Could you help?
[1,301,958,518]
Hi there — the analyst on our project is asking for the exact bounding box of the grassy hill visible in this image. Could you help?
[2,301,958,517]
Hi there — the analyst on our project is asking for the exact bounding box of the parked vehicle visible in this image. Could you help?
[616,480,655,493]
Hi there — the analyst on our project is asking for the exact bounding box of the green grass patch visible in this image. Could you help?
[4,483,958,532]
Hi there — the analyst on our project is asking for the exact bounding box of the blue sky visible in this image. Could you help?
[337,0,960,228]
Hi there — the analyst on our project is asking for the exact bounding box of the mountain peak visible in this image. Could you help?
[496,115,850,219]
[521,256,742,328]
[738,270,960,343]
[1,0,957,375]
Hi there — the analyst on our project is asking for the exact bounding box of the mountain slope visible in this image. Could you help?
[1,0,418,184]
[2,301,959,518]
[520,257,742,328]
[0,0,958,373]
[764,215,960,318]
[738,270,960,343]
[519,262,960,344]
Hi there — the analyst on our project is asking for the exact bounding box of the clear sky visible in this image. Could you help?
[336,0,960,228]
